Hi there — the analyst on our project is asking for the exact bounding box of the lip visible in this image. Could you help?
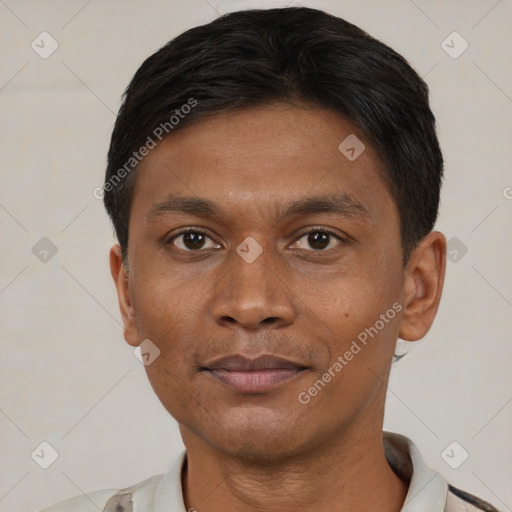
[202,354,309,393]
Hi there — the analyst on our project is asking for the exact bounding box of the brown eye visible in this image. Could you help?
[168,230,221,251]
[306,232,330,250]
[290,230,343,251]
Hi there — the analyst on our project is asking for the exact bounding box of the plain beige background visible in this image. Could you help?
[0,0,511,511]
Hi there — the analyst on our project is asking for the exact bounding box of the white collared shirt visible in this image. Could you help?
[39,431,500,512]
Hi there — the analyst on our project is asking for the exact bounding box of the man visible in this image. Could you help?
[41,6,500,512]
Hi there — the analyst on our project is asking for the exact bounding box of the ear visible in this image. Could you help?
[399,231,446,341]
[109,244,140,347]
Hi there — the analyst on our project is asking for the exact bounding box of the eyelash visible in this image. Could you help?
[165,226,346,252]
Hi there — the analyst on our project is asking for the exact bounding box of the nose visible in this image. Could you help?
[211,242,296,330]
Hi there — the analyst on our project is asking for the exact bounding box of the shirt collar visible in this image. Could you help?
[151,431,448,512]
[383,431,448,511]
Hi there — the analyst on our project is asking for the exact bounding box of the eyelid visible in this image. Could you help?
[293,226,346,242]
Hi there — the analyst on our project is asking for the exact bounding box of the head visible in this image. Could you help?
[106,7,446,459]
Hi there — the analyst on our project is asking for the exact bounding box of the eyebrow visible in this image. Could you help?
[147,192,370,223]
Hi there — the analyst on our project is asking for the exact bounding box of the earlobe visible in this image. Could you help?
[398,231,446,342]
[109,245,140,347]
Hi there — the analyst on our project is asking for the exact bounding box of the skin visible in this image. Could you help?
[110,103,446,512]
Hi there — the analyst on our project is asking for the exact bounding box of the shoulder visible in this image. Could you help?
[383,431,502,512]
[446,484,503,512]
[38,489,119,512]
[38,474,163,512]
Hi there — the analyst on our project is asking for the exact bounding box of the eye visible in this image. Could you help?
[167,229,221,251]
[166,227,345,252]
[290,229,344,251]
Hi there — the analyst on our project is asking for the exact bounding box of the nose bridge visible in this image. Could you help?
[211,238,294,329]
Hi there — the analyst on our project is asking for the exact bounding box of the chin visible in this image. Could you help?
[189,406,318,462]
[215,430,307,461]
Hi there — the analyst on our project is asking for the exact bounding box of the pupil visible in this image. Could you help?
[309,232,329,250]
[184,233,205,249]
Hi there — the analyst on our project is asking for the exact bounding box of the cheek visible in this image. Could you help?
[310,269,395,325]
[308,266,402,375]
[129,259,206,337]
[301,283,401,418]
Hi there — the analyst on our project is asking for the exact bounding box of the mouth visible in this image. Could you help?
[201,354,309,393]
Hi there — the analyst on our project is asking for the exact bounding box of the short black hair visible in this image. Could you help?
[103,6,443,266]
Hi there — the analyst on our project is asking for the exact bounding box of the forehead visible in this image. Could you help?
[131,104,397,227]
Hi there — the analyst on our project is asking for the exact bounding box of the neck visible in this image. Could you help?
[181,422,408,512]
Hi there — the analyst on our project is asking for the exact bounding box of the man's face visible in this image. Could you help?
[117,103,407,458]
